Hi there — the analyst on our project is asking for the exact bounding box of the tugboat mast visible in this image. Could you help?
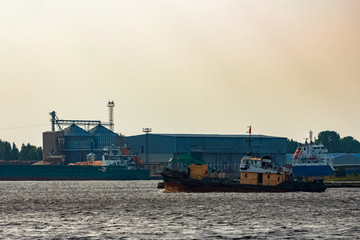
[247,126,253,154]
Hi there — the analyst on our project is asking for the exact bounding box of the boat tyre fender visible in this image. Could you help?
[245,164,249,170]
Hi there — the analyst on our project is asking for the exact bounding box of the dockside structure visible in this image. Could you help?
[43,124,120,164]
[126,134,287,178]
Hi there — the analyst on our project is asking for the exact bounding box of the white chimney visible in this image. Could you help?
[107,101,115,131]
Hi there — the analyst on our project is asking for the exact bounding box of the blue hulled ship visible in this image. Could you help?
[292,131,334,177]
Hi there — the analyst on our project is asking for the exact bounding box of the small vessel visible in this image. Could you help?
[292,131,334,177]
[162,155,326,192]
[162,128,326,193]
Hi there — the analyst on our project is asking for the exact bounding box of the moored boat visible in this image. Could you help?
[0,147,150,181]
[292,131,334,177]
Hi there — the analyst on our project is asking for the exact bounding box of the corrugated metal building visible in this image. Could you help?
[62,124,95,163]
[43,124,120,164]
[333,154,360,174]
[89,124,120,150]
[126,133,287,177]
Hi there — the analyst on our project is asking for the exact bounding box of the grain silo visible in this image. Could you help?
[88,124,120,160]
[62,124,94,163]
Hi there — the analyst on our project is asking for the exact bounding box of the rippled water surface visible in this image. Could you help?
[0,181,359,239]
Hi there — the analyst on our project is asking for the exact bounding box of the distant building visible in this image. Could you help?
[126,133,287,178]
[43,124,120,164]
[88,124,120,150]
[42,131,65,160]
[62,124,94,163]
[333,154,360,174]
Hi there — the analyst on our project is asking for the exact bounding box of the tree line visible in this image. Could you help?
[0,139,42,161]
[287,130,360,153]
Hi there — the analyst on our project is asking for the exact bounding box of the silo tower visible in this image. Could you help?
[107,101,115,132]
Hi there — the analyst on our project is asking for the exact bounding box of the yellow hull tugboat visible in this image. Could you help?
[162,158,326,193]
[162,127,326,193]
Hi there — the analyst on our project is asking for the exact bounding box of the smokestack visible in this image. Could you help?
[107,101,115,132]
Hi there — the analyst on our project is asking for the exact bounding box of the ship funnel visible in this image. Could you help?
[107,101,115,131]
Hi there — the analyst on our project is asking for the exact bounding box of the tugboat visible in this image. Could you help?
[292,131,334,177]
[162,128,327,193]
[162,157,326,193]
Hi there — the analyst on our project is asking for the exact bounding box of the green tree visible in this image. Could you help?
[19,143,42,161]
[316,131,341,153]
[0,140,12,160]
[340,136,360,153]
[37,147,43,160]
[18,144,28,160]
[11,143,19,160]
[287,139,300,154]
[0,139,41,161]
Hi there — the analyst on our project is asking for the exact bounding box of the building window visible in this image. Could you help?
[245,174,247,178]
[267,175,270,179]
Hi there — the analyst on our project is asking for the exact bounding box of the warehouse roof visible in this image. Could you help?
[130,133,284,139]
[334,154,360,166]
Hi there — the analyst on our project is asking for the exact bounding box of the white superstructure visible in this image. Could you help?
[240,155,292,174]
[102,147,137,170]
[292,131,334,169]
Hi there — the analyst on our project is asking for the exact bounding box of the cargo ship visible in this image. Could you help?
[0,148,150,180]
[292,131,334,177]
[162,155,326,192]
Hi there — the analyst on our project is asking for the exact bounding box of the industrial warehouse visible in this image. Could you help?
[126,133,287,177]
[41,102,287,178]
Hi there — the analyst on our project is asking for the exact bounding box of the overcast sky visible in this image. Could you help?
[1,0,360,147]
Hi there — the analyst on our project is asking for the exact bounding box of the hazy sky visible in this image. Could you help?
[1,0,360,147]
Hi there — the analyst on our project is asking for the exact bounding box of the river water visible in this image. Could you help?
[0,180,358,239]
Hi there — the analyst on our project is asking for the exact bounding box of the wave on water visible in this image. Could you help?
[0,181,359,239]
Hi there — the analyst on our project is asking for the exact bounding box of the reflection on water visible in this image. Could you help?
[0,181,359,239]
